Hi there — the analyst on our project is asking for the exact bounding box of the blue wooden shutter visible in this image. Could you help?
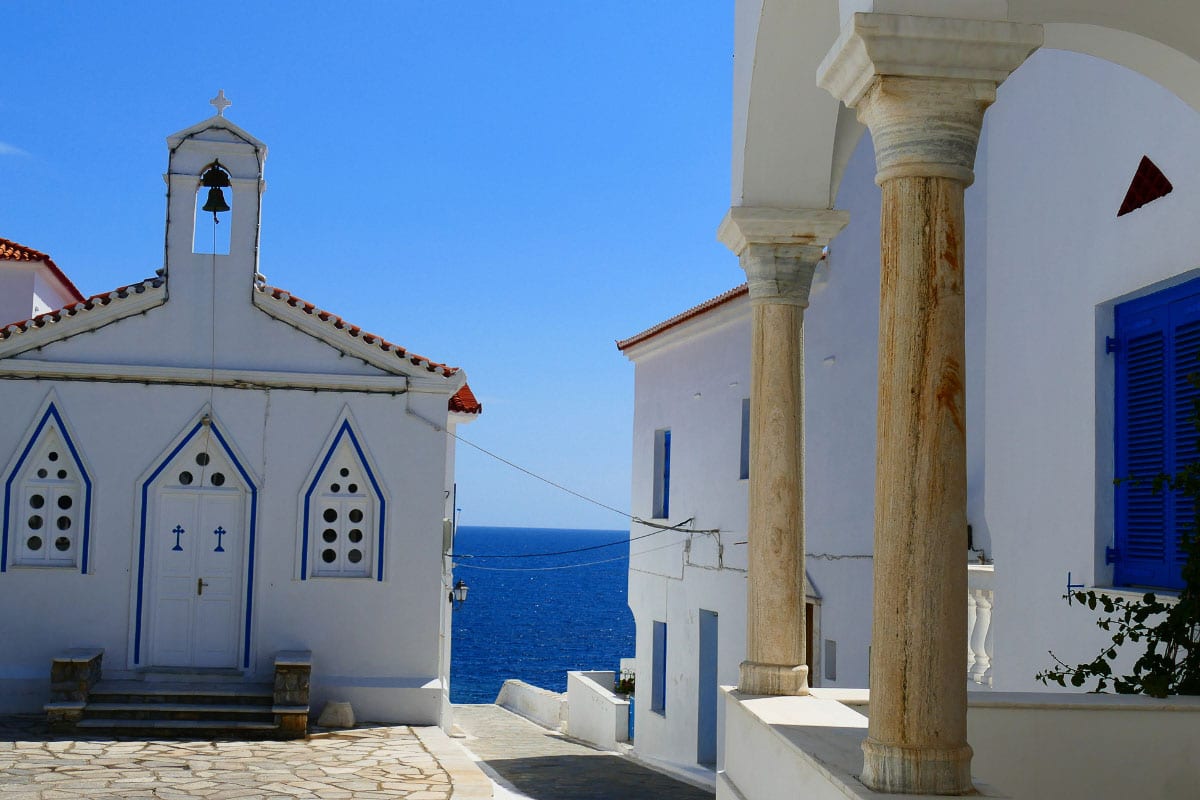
[1114,279,1200,590]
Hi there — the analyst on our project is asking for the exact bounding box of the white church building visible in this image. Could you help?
[620,3,1200,798]
[0,101,479,731]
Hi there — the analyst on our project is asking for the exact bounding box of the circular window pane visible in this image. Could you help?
[29,494,45,509]
[211,473,225,487]
[56,470,67,480]
[28,514,43,530]
[348,529,363,543]
[195,452,210,466]
[36,468,47,479]
[348,483,359,494]
[330,483,341,493]
[321,549,337,563]
[57,495,72,510]
[179,471,194,485]
[349,509,364,523]
[56,516,71,531]
[55,536,71,552]
[348,549,363,564]
[48,451,59,462]
[323,508,337,523]
[322,529,337,543]
[27,535,43,551]
[339,467,350,478]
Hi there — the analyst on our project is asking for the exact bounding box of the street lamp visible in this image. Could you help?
[449,579,469,608]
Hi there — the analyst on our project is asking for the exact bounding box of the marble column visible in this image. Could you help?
[718,208,848,696]
[818,14,1040,794]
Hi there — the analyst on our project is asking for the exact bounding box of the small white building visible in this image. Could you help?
[0,104,480,729]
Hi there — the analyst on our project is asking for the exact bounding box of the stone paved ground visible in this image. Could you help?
[453,705,713,800]
[0,715,453,800]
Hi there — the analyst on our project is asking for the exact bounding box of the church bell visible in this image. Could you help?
[202,186,230,215]
[200,161,231,219]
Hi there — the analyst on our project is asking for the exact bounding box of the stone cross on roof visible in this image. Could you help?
[209,89,231,117]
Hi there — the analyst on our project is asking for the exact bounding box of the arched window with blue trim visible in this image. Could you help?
[2,401,93,572]
[301,416,385,580]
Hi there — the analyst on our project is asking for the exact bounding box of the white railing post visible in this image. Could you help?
[967,565,995,688]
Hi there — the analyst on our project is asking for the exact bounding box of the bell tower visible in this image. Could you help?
[162,91,268,307]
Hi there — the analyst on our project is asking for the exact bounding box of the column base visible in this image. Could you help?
[737,660,809,696]
[860,738,974,795]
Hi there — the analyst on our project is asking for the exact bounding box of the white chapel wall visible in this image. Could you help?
[983,49,1200,690]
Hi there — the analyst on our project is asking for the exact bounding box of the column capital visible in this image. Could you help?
[817,13,1041,185]
[718,207,849,306]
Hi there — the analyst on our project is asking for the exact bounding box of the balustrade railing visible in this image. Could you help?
[967,564,994,687]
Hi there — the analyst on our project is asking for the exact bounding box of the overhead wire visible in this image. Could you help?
[450,516,698,560]
[452,538,684,572]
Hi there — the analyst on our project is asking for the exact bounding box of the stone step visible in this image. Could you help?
[86,701,273,714]
[89,680,274,705]
[83,702,275,723]
[76,718,279,733]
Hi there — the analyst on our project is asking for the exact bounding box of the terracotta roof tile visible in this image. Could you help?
[616,283,749,352]
[0,275,164,339]
[262,286,460,377]
[449,383,482,414]
[0,237,86,304]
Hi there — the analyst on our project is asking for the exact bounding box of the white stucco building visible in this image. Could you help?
[0,104,480,730]
[622,3,1200,797]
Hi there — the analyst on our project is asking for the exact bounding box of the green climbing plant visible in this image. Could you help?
[1036,377,1200,698]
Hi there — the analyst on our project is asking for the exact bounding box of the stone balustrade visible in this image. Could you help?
[273,650,312,738]
[967,564,995,688]
[45,648,103,730]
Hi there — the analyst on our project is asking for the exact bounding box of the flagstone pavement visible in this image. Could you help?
[0,706,714,800]
[0,715,488,800]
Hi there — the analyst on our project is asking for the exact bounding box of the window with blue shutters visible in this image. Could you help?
[1112,277,1200,590]
[653,428,671,519]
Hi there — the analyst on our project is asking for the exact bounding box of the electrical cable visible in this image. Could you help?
[451,516,697,560]
[452,538,684,572]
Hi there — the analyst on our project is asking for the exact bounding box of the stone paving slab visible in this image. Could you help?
[0,715,459,799]
[453,704,713,800]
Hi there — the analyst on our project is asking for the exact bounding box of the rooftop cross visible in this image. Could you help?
[209,89,231,117]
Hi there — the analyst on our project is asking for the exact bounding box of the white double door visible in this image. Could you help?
[149,489,245,668]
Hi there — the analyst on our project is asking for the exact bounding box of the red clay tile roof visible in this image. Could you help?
[261,286,460,377]
[449,383,482,414]
[0,270,475,411]
[0,237,85,303]
[616,284,749,352]
[0,276,164,337]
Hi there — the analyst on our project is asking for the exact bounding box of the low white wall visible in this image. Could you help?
[495,679,567,731]
[566,670,629,751]
[968,693,1200,799]
[719,687,1200,800]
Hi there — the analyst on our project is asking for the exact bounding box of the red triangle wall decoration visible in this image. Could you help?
[1118,155,1173,217]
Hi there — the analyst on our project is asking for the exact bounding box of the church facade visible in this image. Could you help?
[0,105,479,727]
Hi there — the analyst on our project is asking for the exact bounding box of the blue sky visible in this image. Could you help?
[1,2,738,530]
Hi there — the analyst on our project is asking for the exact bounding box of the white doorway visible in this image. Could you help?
[136,415,256,670]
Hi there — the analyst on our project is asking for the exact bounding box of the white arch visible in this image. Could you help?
[732,1,1200,211]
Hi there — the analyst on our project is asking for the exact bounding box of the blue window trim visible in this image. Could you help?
[1,403,93,573]
[134,420,258,669]
[651,620,667,714]
[1112,277,1200,591]
[299,420,386,581]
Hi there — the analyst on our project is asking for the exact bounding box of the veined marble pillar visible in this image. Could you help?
[718,208,848,696]
[818,14,1040,794]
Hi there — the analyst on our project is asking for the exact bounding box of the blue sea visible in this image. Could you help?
[450,526,635,704]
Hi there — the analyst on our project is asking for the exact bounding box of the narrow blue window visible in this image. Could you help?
[739,398,751,480]
[651,620,667,714]
[653,428,671,519]
[1113,277,1200,590]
